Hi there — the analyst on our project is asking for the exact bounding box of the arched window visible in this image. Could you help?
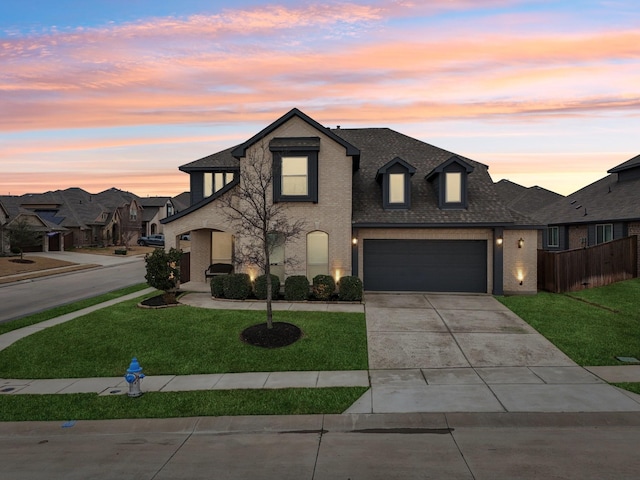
[307,231,328,281]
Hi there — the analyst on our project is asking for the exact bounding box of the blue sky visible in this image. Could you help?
[1,0,639,196]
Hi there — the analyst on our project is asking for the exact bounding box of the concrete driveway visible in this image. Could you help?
[348,293,640,414]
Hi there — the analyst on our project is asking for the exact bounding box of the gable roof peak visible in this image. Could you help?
[375,157,417,182]
[425,155,475,181]
[230,108,359,159]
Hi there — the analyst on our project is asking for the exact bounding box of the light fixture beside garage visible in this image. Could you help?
[352,238,358,245]
[496,236,503,246]
[518,238,524,248]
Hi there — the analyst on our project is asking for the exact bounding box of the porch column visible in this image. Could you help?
[493,227,504,295]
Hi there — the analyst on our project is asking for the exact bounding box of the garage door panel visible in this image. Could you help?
[363,239,487,292]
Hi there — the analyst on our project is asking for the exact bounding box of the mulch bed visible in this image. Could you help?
[138,294,182,308]
[9,259,35,264]
[241,322,302,348]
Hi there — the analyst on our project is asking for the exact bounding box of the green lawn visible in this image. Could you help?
[0,297,368,379]
[497,278,640,366]
[0,283,150,336]
[0,388,368,422]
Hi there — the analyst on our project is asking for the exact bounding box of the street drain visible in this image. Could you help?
[616,356,640,363]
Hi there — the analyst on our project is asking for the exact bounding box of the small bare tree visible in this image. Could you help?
[220,141,306,329]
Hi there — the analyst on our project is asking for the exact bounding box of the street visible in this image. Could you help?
[0,259,146,323]
[2,412,640,479]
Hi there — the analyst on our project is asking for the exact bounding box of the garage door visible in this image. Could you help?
[363,239,487,292]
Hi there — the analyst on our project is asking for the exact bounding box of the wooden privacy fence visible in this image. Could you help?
[538,236,638,293]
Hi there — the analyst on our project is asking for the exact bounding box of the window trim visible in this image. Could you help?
[377,157,416,210]
[272,150,319,203]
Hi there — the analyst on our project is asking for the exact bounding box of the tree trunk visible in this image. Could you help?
[265,243,273,329]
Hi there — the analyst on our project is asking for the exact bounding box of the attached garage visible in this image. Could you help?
[363,239,488,292]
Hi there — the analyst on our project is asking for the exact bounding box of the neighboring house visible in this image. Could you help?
[162,108,541,294]
[172,192,191,213]
[140,197,176,236]
[0,188,144,250]
[0,199,11,253]
[494,180,565,249]
[535,155,640,272]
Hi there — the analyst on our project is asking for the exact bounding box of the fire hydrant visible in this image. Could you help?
[124,357,145,398]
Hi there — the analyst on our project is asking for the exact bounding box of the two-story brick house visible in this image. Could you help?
[162,108,541,295]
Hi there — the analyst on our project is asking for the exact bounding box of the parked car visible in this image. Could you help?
[138,234,165,247]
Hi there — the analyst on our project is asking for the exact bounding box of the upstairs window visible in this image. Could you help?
[388,173,406,204]
[129,205,137,221]
[281,157,309,196]
[425,155,474,210]
[204,172,235,198]
[376,157,416,210]
[445,172,462,203]
[270,137,320,203]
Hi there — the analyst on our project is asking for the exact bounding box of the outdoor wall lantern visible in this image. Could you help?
[518,238,524,248]
[496,236,503,246]
[352,237,358,245]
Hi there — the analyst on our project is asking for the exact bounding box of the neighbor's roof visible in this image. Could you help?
[536,172,640,225]
[494,179,564,221]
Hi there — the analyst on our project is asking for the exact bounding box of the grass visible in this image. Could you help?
[0,387,369,422]
[0,298,368,378]
[497,278,640,366]
[0,283,151,335]
[0,289,368,421]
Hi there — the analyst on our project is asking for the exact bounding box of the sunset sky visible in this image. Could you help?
[2,0,639,198]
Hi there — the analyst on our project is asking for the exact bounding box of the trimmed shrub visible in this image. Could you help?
[223,273,252,300]
[338,276,363,301]
[312,274,336,301]
[210,276,225,298]
[254,274,281,300]
[285,275,310,301]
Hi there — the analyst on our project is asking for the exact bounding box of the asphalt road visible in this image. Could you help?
[0,258,146,323]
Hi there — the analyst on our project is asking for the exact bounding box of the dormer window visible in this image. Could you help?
[425,155,474,209]
[204,172,234,198]
[376,157,416,210]
[445,172,462,203]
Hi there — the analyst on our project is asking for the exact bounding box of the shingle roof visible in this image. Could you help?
[332,128,527,226]
[536,172,640,225]
[494,179,564,220]
[179,147,239,172]
[608,154,640,173]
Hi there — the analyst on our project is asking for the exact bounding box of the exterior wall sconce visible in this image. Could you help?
[518,238,524,248]
[496,237,503,246]
[352,238,358,245]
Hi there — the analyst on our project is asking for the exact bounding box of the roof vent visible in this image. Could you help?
[575,205,582,209]
[584,208,588,216]
[570,200,576,204]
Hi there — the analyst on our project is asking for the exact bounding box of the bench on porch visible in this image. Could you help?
[204,263,234,279]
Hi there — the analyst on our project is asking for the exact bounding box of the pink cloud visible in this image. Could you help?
[1,2,639,134]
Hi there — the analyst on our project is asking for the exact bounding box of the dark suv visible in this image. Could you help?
[137,234,165,247]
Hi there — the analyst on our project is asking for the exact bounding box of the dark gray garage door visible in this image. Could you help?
[363,239,487,292]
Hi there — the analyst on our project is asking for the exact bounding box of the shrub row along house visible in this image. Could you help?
[0,188,184,253]
[162,108,541,295]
